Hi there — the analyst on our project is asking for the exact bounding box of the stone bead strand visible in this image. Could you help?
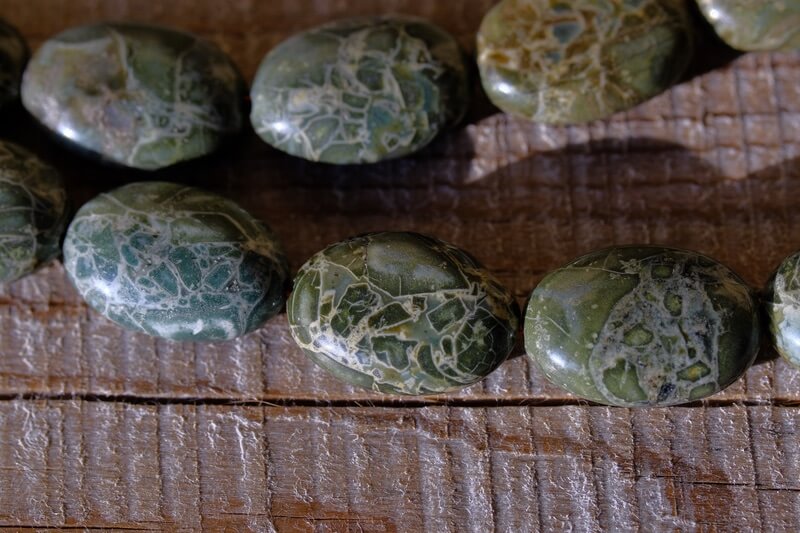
[0,6,797,403]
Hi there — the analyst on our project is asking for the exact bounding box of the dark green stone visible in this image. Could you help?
[0,19,27,111]
[21,23,244,170]
[287,232,519,395]
[477,0,693,123]
[524,246,759,406]
[766,251,800,368]
[250,16,469,164]
[0,141,68,283]
[63,182,289,341]
[698,0,800,51]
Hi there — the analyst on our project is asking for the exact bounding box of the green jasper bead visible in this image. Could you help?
[0,141,68,283]
[697,0,800,52]
[524,246,759,407]
[63,182,289,342]
[477,0,694,124]
[287,232,519,395]
[250,16,469,164]
[0,19,28,111]
[21,23,245,170]
[766,251,800,368]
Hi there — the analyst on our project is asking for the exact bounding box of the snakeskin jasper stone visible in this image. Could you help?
[63,182,289,342]
[698,0,800,51]
[287,232,519,395]
[0,19,27,111]
[477,0,693,123]
[0,141,68,283]
[525,246,759,406]
[766,251,800,368]
[250,16,469,164]
[22,23,244,170]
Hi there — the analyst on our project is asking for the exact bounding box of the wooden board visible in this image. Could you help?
[1,0,800,530]
[3,400,800,531]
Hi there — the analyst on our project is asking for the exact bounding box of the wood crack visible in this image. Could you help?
[1,392,800,408]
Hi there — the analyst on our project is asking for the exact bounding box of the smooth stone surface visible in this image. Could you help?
[477,0,693,123]
[0,19,28,110]
[0,141,68,283]
[22,23,244,170]
[766,251,800,367]
[698,0,800,51]
[251,16,469,164]
[287,232,519,395]
[63,182,288,342]
[525,246,759,406]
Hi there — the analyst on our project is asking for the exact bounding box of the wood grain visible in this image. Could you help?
[1,0,800,530]
[2,400,800,531]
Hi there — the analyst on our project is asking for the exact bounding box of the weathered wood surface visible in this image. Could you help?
[1,0,800,530]
[3,400,800,531]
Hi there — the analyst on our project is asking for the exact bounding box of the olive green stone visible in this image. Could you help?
[766,251,800,368]
[287,232,519,395]
[250,16,469,164]
[524,246,759,406]
[0,19,27,111]
[22,23,245,170]
[698,0,800,51]
[0,141,68,283]
[477,0,694,123]
[63,182,289,342]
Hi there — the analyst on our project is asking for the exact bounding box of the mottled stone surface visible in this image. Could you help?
[525,246,759,406]
[477,0,693,123]
[251,16,469,164]
[0,19,27,110]
[766,251,800,367]
[0,141,67,283]
[698,0,800,51]
[63,182,288,341]
[287,232,519,395]
[22,23,244,170]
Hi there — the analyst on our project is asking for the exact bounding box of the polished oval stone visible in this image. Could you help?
[250,16,469,164]
[0,141,68,283]
[63,182,289,341]
[766,251,800,367]
[0,19,28,111]
[525,246,759,406]
[287,232,519,395]
[477,0,693,123]
[22,23,244,170]
[698,0,800,51]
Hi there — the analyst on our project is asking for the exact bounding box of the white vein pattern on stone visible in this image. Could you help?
[525,248,758,406]
[288,233,518,395]
[477,0,692,123]
[21,23,243,170]
[63,182,288,341]
[587,257,727,405]
[768,252,800,366]
[251,16,468,164]
[0,141,67,284]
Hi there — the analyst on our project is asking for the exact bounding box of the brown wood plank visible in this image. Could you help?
[1,0,800,530]
[0,400,798,530]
